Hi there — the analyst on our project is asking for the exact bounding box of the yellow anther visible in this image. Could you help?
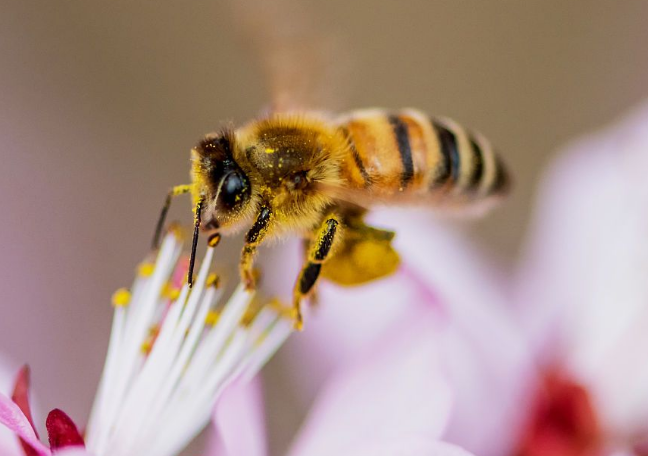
[206,273,220,288]
[240,307,257,327]
[141,340,152,354]
[208,233,221,248]
[141,325,160,355]
[162,282,181,301]
[205,310,220,326]
[268,297,293,321]
[171,184,192,196]
[111,288,131,308]
[138,262,155,277]
[167,222,184,240]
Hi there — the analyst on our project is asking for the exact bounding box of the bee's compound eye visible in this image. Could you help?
[219,171,250,210]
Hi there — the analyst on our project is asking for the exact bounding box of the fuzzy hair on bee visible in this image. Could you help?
[191,114,349,240]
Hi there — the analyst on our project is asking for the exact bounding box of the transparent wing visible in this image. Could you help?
[228,0,352,113]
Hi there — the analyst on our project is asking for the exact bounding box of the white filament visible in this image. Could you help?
[85,233,292,456]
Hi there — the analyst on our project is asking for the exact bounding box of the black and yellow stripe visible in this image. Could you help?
[428,116,508,200]
[387,114,414,189]
[336,108,509,206]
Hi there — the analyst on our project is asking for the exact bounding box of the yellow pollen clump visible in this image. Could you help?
[167,222,184,240]
[264,148,275,154]
[141,325,160,355]
[162,282,181,301]
[240,307,258,327]
[208,233,221,248]
[267,297,293,321]
[206,273,220,288]
[204,310,220,326]
[111,288,131,307]
[138,262,155,277]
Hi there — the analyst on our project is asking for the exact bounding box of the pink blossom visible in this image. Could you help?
[0,232,292,456]
[279,102,648,455]
[280,214,535,456]
[515,102,648,455]
[210,306,475,456]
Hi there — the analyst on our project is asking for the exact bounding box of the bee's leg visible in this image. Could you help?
[301,237,320,307]
[240,204,273,291]
[152,184,192,249]
[187,197,205,288]
[293,215,341,331]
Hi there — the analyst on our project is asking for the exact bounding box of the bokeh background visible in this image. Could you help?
[1,1,647,454]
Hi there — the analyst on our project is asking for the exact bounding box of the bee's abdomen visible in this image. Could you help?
[337,108,509,204]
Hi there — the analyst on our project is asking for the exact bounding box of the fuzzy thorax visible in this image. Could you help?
[190,114,348,237]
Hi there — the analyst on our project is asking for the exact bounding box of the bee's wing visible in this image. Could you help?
[229,0,351,113]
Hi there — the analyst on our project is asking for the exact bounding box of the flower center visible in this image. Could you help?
[516,370,601,456]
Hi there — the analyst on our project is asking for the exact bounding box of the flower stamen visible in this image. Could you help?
[85,231,293,456]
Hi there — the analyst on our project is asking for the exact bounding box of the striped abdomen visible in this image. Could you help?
[335,108,509,208]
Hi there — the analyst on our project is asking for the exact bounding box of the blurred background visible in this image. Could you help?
[1,0,647,453]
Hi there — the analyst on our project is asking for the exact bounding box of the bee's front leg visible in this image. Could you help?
[293,215,341,331]
[240,204,273,290]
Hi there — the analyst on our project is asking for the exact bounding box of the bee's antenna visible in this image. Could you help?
[153,185,191,250]
[188,197,204,288]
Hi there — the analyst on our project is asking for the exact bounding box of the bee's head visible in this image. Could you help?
[192,132,253,229]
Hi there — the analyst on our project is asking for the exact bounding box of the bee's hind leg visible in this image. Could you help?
[292,214,341,331]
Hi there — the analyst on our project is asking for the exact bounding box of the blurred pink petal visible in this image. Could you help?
[288,210,534,456]
[340,437,471,456]
[0,354,22,455]
[209,376,267,456]
[0,392,50,455]
[13,365,41,456]
[286,268,436,401]
[55,449,94,456]
[385,213,535,455]
[287,311,452,456]
[338,438,475,456]
[517,102,648,443]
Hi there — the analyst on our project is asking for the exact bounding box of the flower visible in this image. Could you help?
[514,102,648,455]
[277,216,535,456]
[210,302,476,456]
[277,101,648,456]
[0,230,292,456]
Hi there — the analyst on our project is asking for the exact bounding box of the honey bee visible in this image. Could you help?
[152,108,509,330]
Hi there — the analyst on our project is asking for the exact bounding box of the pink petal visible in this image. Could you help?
[0,392,50,456]
[12,366,40,456]
[285,268,436,403]
[45,409,84,451]
[288,210,533,456]
[339,438,475,456]
[54,450,94,456]
[517,102,648,437]
[0,355,23,455]
[288,312,452,456]
[209,376,267,456]
[375,210,535,456]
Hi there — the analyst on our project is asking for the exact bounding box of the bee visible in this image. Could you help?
[152,108,509,330]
